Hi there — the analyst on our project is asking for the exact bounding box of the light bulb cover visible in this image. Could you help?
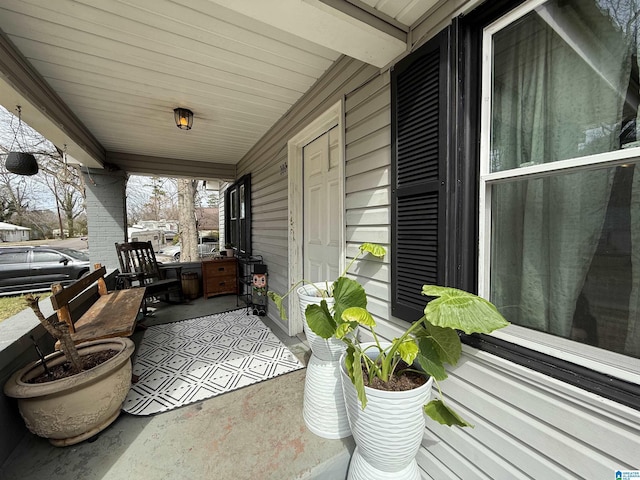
[173,108,193,130]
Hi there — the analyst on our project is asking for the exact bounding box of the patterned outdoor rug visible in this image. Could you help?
[123,309,304,415]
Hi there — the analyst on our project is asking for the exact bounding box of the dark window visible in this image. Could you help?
[0,251,28,264]
[32,251,64,263]
[225,174,251,255]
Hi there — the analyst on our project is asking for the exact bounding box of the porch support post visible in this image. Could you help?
[83,168,127,270]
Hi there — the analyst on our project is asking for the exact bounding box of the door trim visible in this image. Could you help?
[287,100,345,336]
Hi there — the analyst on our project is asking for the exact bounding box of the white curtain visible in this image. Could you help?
[490,2,632,340]
[626,164,640,355]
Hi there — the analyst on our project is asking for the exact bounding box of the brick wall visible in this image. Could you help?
[83,168,127,270]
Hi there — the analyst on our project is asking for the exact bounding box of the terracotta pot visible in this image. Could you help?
[4,337,135,446]
[341,343,433,480]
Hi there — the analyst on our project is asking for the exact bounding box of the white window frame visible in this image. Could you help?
[478,0,640,384]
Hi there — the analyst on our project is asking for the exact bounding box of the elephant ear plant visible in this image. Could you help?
[313,285,510,427]
[267,243,386,324]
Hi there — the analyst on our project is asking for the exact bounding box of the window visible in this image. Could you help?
[0,251,27,264]
[224,174,251,255]
[32,251,64,263]
[480,0,640,367]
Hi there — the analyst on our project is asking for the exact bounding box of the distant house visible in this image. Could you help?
[0,222,30,242]
[196,207,219,232]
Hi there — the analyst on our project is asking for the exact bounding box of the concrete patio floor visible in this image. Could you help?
[0,294,354,480]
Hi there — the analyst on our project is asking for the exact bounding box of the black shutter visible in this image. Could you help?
[391,29,450,321]
[224,174,251,255]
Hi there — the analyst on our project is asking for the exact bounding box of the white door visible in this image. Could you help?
[303,126,340,282]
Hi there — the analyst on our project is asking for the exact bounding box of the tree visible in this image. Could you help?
[177,178,199,261]
[142,176,167,221]
[37,154,86,238]
[1,105,86,237]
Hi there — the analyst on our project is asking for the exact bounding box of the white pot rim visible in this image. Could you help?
[296,281,334,301]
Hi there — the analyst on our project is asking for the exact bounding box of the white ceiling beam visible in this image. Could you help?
[207,0,407,68]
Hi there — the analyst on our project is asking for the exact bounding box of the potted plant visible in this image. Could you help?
[267,243,386,439]
[308,285,509,479]
[224,243,235,257]
[3,295,135,446]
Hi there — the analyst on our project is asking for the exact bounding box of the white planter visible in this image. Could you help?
[4,337,135,446]
[297,283,345,362]
[297,282,351,439]
[340,343,433,479]
[302,355,351,439]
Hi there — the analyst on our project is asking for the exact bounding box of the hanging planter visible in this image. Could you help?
[6,152,38,176]
[4,106,39,176]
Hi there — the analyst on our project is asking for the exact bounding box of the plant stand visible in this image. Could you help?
[298,283,351,439]
[340,344,433,479]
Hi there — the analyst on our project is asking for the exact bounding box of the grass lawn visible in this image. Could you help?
[0,293,51,323]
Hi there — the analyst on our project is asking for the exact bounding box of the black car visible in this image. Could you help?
[0,246,91,295]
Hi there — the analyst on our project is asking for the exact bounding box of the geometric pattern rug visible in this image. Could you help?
[122,309,305,415]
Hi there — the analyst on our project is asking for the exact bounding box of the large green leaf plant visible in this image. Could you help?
[266,243,386,332]
[314,285,510,427]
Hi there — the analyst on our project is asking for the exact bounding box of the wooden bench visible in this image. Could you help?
[50,263,146,346]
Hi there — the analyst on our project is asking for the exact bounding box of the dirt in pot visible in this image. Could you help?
[28,350,118,384]
[363,361,429,392]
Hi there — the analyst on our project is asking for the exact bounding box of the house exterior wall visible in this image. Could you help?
[0,227,30,242]
[234,1,640,477]
[236,56,381,334]
[83,168,127,270]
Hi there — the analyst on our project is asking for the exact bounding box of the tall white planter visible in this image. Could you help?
[298,283,351,439]
[340,344,433,480]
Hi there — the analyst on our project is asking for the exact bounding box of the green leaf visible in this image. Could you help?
[351,348,367,409]
[332,277,367,324]
[397,338,419,365]
[422,286,510,334]
[359,243,386,258]
[341,307,376,327]
[305,300,336,338]
[267,292,287,320]
[424,321,462,366]
[344,345,355,382]
[415,337,448,381]
[335,321,355,339]
[424,399,473,427]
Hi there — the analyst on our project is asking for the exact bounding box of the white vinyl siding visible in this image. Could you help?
[420,348,640,479]
[236,56,381,333]
[234,5,640,475]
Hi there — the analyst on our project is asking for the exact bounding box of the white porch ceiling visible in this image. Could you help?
[0,0,439,179]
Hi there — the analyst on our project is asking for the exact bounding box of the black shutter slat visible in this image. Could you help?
[392,29,449,321]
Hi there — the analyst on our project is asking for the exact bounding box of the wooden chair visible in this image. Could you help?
[115,241,184,314]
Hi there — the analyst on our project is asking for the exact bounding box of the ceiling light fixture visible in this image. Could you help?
[5,106,38,176]
[174,108,193,130]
